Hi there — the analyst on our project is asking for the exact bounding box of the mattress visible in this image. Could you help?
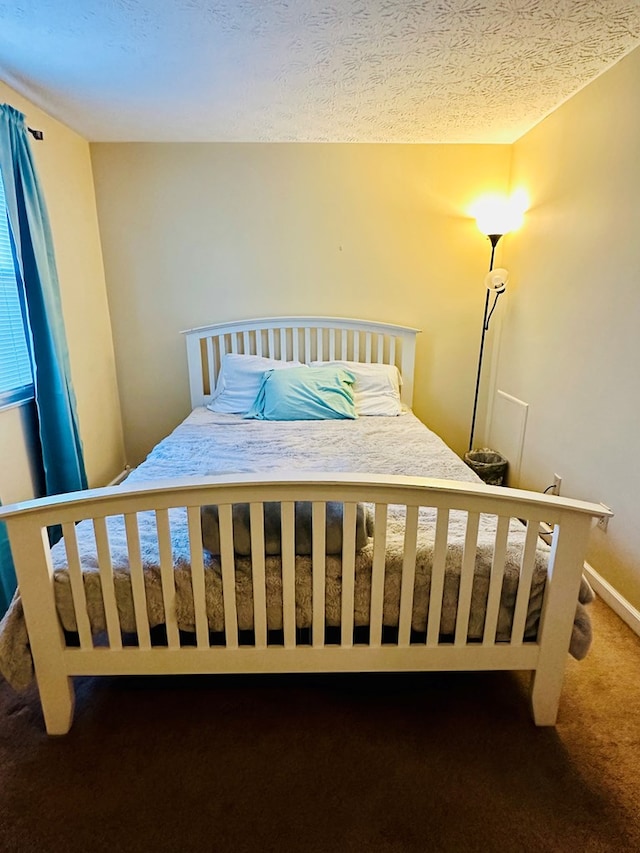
[0,409,593,689]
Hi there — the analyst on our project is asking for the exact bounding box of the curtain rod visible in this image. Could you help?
[28,126,44,141]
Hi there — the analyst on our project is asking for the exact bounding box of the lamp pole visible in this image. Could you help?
[468,233,503,453]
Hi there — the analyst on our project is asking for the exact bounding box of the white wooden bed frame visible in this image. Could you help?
[0,316,609,734]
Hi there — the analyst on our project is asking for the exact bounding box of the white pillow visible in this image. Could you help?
[208,354,305,414]
[310,360,402,416]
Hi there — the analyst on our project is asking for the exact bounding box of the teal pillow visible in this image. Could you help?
[246,365,357,421]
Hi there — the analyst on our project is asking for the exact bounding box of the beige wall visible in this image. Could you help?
[0,81,125,501]
[91,142,511,466]
[497,47,640,608]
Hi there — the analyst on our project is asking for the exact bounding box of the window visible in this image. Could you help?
[0,168,34,408]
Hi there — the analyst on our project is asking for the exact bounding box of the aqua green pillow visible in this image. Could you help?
[245,365,357,420]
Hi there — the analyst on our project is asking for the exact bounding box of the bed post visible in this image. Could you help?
[7,519,75,735]
[530,512,593,726]
[184,332,206,409]
[397,328,417,408]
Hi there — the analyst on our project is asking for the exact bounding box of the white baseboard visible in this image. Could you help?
[583,561,640,637]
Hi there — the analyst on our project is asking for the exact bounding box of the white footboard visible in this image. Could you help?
[0,474,609,734]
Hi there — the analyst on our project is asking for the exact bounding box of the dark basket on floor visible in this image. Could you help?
[464,449,508,486]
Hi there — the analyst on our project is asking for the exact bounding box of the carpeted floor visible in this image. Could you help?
[0,596,639,853]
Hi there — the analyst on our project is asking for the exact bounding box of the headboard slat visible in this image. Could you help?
[365,332,372,363]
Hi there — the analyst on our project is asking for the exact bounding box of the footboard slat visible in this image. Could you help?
[124,513,151,650]
[482,515,510,645]
[369,504,388,648]
[511,521,540,645]
[62,521,93,649]
[281,501,296,648]
[398,505,419,647]
[455,512,481,646]
[249,503,268,649]
[218,504,238,649]
[312,502,326,648]
[426,509,449,646]
[187,506,209,649]
[340,502,357,647]
[93,517,122,650]
[156,509,180,649]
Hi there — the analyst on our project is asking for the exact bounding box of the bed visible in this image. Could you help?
[0,316,609,734]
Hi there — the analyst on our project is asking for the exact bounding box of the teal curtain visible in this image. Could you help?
[0,508,17,617]
[0,103,87,613]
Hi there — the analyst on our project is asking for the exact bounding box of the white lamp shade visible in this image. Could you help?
[471,194,525,236]
[485,268,509,291]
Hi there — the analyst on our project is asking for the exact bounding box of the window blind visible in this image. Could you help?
[0,168,33,406]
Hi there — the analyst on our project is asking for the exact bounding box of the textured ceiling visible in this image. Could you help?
[1,0,640,143]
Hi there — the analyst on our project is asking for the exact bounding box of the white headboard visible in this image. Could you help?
[181,316,421,409]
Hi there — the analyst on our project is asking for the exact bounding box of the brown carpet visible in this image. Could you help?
[0,597,639,853]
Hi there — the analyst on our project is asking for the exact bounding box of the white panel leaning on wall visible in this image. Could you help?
[486,390,529,488]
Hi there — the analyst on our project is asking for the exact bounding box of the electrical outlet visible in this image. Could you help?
[552,473,562,496]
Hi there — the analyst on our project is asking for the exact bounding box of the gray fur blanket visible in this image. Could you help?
[0,409,594,690]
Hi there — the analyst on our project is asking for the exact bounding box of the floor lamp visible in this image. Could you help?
[467,240,509,453]
[464,194,526,486]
